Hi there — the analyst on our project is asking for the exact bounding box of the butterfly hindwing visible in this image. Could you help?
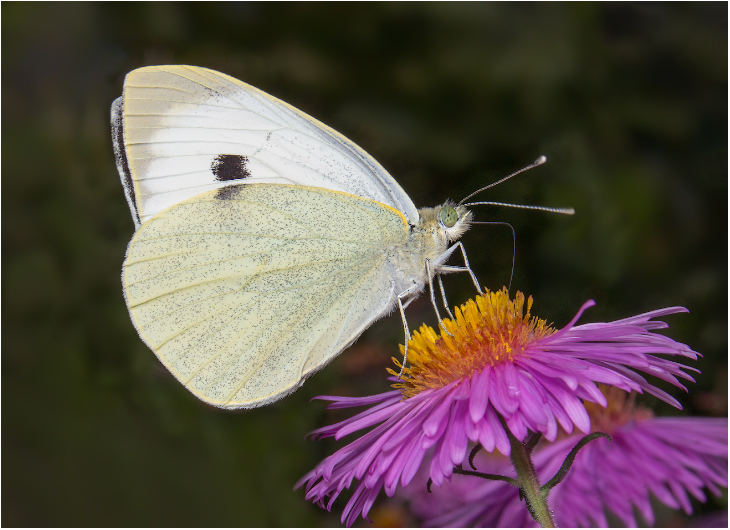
[123,184,408,408]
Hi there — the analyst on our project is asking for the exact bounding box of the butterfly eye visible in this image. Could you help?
[440,206,458,228]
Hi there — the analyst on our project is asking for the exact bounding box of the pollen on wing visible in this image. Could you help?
[390,287,555,398]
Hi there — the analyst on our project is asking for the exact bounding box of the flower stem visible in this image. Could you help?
[540,432,611,496]
[504,426,556,528]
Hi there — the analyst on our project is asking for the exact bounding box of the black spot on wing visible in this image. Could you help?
[211,154,251,182]
[215,183,245,201]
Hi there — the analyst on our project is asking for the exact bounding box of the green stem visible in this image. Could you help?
[504,425,556,528]
[540,432,611,496]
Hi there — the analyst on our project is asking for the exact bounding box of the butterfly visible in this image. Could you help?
[112,65,568,409]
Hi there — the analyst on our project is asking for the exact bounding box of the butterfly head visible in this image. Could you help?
[438,202,473,242]
[415,201,472,242]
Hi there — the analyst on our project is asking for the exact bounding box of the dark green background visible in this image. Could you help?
[3,3,727,527]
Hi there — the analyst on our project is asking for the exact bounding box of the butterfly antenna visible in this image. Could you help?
[465,202,575,215]
[458,155,547,205]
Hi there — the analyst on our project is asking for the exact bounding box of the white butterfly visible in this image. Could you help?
[112,65,567,410]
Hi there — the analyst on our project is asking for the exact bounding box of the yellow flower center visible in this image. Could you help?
[390,288,555,398]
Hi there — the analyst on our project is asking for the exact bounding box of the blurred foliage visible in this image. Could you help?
[2,3,726,527]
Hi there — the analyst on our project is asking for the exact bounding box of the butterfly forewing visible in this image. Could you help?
[115,65,418,227]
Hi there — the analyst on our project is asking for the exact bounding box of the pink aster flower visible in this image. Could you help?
[296,288,700,526]
[404,387,728,528]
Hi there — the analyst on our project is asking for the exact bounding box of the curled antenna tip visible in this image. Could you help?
[535,155,547,165]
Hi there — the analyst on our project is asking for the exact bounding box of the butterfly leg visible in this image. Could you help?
[396,281,421,378]
[431,242,483,328]
[425,259,453,337]
[436,272,455,320]
[433,242,482,293]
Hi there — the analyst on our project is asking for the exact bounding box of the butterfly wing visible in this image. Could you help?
[123,184,408,408]
[112,64,418,228]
